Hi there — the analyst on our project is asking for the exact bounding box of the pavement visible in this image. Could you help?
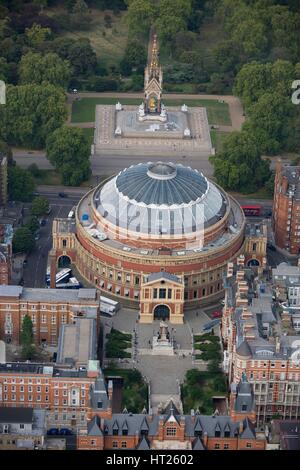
[12,91,245,178]
[104,305,220,413]
[68,91,245,132]
[21,196,78,288]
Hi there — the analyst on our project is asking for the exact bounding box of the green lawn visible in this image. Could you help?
[47,8,128,66]
[210,130,228,153]
[80,127,95,146]
[71,97,231,125]
[104,367,148,413]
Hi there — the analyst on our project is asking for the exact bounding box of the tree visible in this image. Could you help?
[210,130,270,193]
[46,126,91,186]
[20,314,35,360]
[28,162,41,177]
[0,83,67,148]
[50,37,97,77]
[25,22,51,48]
[12,227,35,254]
[244,92,291,154]
[31,196,49,217]
[0,139,13,166]
[8,166,36,202]
[19,52,71,88]
[71,0,91,29]
[124,40,147,67]
[127,0,157,39]
[25,215,40,234]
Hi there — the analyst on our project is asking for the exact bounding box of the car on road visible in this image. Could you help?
[34,233,40,241]
[59,192,67,198]
[40,219,46,226]
[212,311,222,318]
[47,428,59,435]
[59,428,73,435]
[23,259,27,266]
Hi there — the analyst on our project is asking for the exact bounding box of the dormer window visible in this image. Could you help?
[122,429,128,436]
[113,429,118,436]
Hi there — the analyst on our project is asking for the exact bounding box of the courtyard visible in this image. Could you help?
[101,304,223,413]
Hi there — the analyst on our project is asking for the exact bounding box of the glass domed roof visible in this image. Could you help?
[94,162,227,236]
[116,162,208,205]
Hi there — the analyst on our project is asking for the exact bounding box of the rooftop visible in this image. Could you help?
[57,318,97,366]
[0,286,98,303]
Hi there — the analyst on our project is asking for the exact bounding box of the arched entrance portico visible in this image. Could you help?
[153,304,170,321]
[247,259,260,267]
[58,255,71,268]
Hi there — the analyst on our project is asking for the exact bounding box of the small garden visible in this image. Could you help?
[181,332,227,414]
[104,366,148,413]
[105,328,132,359]
[193,332,222,362]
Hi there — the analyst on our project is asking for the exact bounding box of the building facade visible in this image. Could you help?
[0,407,45,450]
[0,360,112,430]
[77,397,266,451]
[222,257,300,426]
[0,286,100,346]
[0,224,13,285]
[273,161,300,255]
[0,155,7,207]
[51,162,246,322]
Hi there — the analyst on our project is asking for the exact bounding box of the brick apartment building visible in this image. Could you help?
[273,161,300,254]
[222,256,300,426]
[0,407,45,450]
[0,286,100,346]
[77,385,266,451]
[0,360,113,429]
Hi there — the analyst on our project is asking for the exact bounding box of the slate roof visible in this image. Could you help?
[136,436,151,450]
[0,407,33,423]
[236,340,252,357]
[192,437,205,450]
[87,416,103,436]
[146,272,182,284]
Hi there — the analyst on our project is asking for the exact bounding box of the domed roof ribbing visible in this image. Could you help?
[116,162,208,206]
[94,162,227,236]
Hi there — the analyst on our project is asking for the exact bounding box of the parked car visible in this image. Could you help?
[212,311,222,318]
[34,233,40,241]
[40,219,46,226]
[23,259,27,266]
[59,428,73,435]
[47,428,59,435]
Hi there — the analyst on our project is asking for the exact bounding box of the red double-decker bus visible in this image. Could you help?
[241,204,262,216]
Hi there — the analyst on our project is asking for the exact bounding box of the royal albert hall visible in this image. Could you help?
[51,162,246,322]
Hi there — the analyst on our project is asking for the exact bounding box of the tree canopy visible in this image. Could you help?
[31,196,49,217]
[13,227,35,254]
[8,166,36,202]
[19,51,71,88]
[210,131,270,193]
[0,83,67,148]
[46,126,91,186]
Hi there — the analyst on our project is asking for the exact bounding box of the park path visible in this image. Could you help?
[68,91,245,132]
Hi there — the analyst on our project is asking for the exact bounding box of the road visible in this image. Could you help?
[22,196,77,288]
[12,150,216,177]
